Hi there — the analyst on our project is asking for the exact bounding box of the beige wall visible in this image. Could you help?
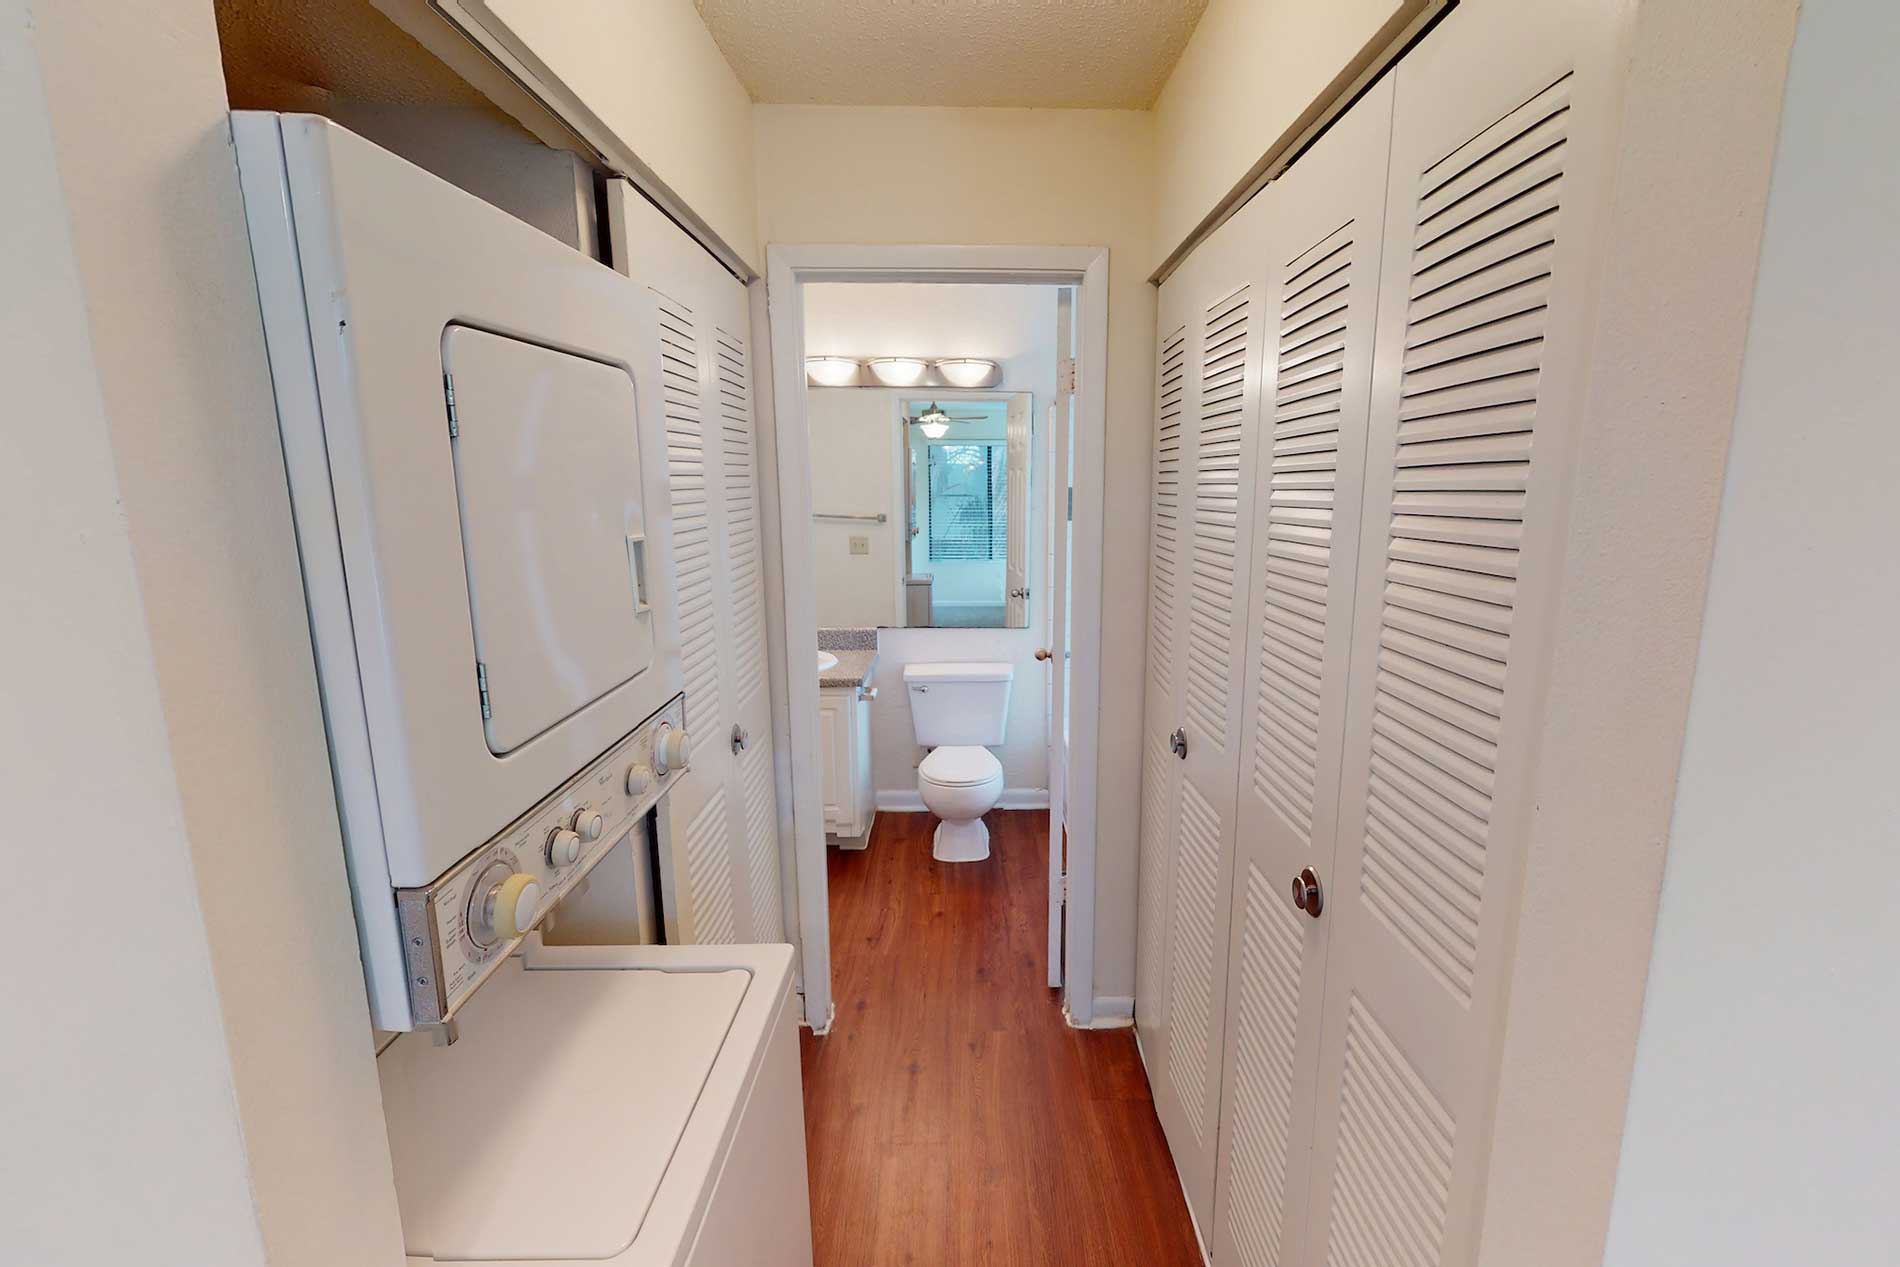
[25,1,407,1263]
[1150,0,1414,271]
[756,106,1155,1002]
[1602,2,1894,1261]
[3,5,266,1259]
[473,0,760,269]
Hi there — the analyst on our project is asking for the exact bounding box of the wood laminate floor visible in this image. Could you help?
[799,810,1204,1266]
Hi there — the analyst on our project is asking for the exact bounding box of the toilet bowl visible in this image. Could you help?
[918,745,1005,862]
[902,661,1013,864]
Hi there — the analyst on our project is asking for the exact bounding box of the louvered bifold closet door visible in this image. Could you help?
[706,276,784,943]
[608,183,783,946]
[1144,193,1274,1235]
[1304,4,1616,1264]
[1135,306,1191,1049]
[1208,75,1395,1267]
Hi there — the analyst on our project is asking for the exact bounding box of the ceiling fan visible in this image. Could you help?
[905,401,989,438]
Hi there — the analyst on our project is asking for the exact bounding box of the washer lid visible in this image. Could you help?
[377,957,748,1262]
[920,745,1003,787]
[446,325,655,756]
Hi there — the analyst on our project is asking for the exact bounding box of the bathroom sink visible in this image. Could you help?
[817,652,839,673]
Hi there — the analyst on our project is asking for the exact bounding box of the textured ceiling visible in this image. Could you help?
[695,0,1210,109]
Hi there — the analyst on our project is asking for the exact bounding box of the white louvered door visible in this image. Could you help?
[1135,307,1190,1053]
[1303,3,1616,1263]
[608,182,782,947]
[1208,75,1395,1267]
[1143,192,1274,1233]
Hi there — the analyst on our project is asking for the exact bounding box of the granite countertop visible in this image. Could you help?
[819,649,878,691]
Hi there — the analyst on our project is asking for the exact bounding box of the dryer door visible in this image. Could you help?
[446,325,656,755]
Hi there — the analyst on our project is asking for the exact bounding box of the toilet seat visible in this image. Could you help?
[920,745,1003,788]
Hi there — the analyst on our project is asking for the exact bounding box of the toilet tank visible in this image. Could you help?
[902,662,1013,747]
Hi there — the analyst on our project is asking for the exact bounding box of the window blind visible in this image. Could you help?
[926,441,1007,562]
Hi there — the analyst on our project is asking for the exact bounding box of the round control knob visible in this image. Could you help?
[653,724,691,776]
[570,806,605,843]
[546,827,583,868]
[625,763,651,796]
[477,872,542,943]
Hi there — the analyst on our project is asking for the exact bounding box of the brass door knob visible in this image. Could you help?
[1035,647,1054,661]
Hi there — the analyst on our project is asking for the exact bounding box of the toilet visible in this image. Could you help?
[903,662,1012,862]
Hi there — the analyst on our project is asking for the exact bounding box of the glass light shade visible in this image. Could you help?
[919,420,950,439]
[867,357,930,387]
[936,358,998,388]
[805,356,860,387]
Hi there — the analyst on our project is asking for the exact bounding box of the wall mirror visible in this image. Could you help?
[808,389,1033,629]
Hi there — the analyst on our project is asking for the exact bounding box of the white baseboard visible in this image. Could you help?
[1066,995,1134,1030]
[875,786,1049,813]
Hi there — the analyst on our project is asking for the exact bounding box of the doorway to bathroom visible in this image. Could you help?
[762,246,1108,1033]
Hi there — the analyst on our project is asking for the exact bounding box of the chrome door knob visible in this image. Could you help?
[731,723,750,754]
[1169,727,1188,759]
[1291,867,1323,918]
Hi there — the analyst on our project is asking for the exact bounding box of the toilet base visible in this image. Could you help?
[931,817,991,863]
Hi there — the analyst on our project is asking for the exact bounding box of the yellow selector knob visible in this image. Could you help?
[489,873,543,941]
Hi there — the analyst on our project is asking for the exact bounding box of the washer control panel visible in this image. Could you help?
[394,693,687,1026]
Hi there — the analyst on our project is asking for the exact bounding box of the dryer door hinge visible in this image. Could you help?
[444,372,459,438]
[476,660,491,720]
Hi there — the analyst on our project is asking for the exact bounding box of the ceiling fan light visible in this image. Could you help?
[805,356,861,387]
[936,358,998,388]
[867,357,930,387]
[920,420,949,439]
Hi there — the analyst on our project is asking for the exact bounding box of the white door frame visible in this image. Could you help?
[765,244,1110,1028]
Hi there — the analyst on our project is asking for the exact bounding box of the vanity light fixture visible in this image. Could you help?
[867,357,930,387]
[805,356,861,387]
[935,358,999,388]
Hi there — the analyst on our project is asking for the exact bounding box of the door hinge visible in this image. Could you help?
[1058,357,1078,395]
[444,372,459,438]
[1059,872,1069,903]
[475,660,491,720]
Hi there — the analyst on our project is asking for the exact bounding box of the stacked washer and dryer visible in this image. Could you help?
[234,113,812,1266]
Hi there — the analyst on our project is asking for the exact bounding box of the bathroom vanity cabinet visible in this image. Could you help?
[818,685,875,847]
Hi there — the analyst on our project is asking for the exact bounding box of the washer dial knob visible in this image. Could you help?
[547,828,583,868]
[654,723,691,776]
[625,763,651,796]
[473,872,542,944]
[570,806,605,843]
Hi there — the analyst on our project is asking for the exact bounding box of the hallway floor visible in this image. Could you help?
[799,810,1203,1265]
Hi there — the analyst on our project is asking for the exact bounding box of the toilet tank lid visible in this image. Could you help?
[903,661,1014,684]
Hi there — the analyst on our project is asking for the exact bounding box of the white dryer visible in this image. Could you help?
[378,938,813,1266]
[233,113,689,1031]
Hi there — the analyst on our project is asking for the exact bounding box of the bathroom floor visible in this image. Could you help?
[799,810,1202,1265]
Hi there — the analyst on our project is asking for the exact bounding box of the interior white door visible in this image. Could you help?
[1207,75,1395,1267]
[610,181,783,946]
[1143,192,1274,1233]
[1302,3,1618,1262]
[1045,290,1075,988]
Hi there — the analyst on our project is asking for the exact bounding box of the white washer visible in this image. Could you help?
[379,937,813,1266]
[232,113,688,1030]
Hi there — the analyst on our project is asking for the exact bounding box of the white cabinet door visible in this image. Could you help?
[1209,74,1395,1267]
[611,182,783,946]
[1142,190,1275,1233]
[817,691,848,828]
[1303,3,1620,1263]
